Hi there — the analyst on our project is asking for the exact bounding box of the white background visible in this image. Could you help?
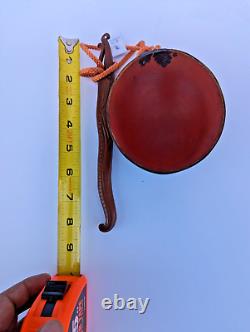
[0,1,250,331]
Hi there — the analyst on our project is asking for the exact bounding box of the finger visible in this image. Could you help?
[1,273,51,314]
[0,293,16,330]
[39,320,63,332]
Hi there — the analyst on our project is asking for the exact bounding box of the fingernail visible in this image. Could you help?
[40,320,63,332]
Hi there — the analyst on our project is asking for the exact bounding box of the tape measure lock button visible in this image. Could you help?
[41,280,69,317]
[42,280,69,301]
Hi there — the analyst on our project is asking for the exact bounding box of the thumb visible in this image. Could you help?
[39,320,63,332]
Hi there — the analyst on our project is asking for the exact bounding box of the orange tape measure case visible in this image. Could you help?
[21,275,87,332]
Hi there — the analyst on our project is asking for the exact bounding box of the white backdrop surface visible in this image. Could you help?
[0,1,250,331]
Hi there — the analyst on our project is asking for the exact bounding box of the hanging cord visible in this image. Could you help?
[80,41,161,82]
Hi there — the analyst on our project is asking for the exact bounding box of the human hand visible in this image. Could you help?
[0,273,63,332]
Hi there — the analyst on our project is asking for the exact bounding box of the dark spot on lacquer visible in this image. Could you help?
[139,52,152,66]
[139,49,176,68]
[153,49,173,67]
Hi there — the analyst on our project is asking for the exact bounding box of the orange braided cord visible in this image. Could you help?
[80,40,160,82]
[80,66,104,78]
[80,43,104,68]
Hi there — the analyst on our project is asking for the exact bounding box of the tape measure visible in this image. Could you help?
[58,36,81,276]
[21,37,87,332]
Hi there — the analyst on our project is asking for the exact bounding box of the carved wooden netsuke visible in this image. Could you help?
[96,34,117,232]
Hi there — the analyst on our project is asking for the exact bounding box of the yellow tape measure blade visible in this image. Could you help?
[58,37,81,276]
